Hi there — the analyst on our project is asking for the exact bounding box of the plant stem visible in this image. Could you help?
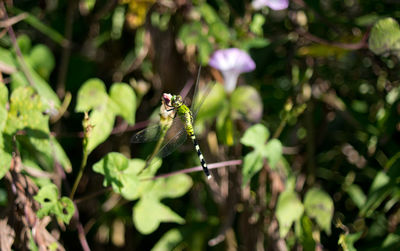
[272,114,288,139]
[70,147,88,200]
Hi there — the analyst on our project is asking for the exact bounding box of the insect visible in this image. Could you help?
[131,67,212,179]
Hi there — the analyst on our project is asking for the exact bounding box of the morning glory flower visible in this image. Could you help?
[252,0,289,10]
[209,48,256,93]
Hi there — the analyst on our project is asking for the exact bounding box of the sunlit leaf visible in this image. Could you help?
[0,83,8,131]
[109,82,136,125]
[276,190,304,237]
[133,197,185,235]
[242,151,264,186]
[75,78,108,112]
[57,197,75,224]
[250,14,265,36]
[338,231,362,251]
[92,152,142,199]
[11,67,61,111]
[304,188,334,234]
[86,100,116,154]
[0,141,12,180]
[151,229,183,251]
[263,139,283,169]
[240,123,269,148]
[369,17,400,57]
[29,44,55,80]
[5,86,49,135]
[0,47,17,73]
[34,184,75,224]
[345,184,367,209]
[152,174,193,199]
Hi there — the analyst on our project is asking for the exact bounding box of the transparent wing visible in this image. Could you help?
[131,124,163,143]
[158,129,188,158]
[131,114,183,144]
[192,82,215,120]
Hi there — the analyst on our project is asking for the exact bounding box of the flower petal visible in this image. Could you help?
[209,48,255,73]
[251,0,289,10]
[267,0,289,10]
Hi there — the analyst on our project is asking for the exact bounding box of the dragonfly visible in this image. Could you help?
[131,67,212,179]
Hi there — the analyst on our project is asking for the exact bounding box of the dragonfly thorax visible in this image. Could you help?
[171,95,183,108]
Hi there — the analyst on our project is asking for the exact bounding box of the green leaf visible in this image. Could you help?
[109,82,136,125]
[231,86,263,123]
[240,123,269,148]
[34,184,75,223]
[295,216,316,251]
[216,104,234,146]
[0,47,17,73]
[338,232,362,251]
[75,78,108,112]
[0,146,12,180]
[276,190,304,237]
[263,139,283,169]
[345,184,367,209]
[11,67,61,111]
[0,83,8,131]
[57,197,75,224]
[152,174,193,199]
[250,14,265,36]
[369,18,400,57]
[242,151,264,186]
[34,184,59,218]
[17,34,32,54]
[195,82,226,123]
[29,44,55,80]
[5,86,49,135]
[240,37,270,50]
[133,197,185,235]
[86,100,116,154]
[304,188,334,234]
[92,152,142,200]
[151,229,183,251]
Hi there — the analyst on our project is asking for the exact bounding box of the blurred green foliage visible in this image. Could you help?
[0,0,400,250]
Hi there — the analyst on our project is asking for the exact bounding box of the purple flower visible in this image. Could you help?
[252,0,289,10]
[209,48,256,93]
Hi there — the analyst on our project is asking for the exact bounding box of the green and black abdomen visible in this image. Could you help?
[178,105,211,179]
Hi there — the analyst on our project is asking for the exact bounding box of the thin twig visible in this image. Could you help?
[0,12,27,27]
[54,119,150,138]
[147,160,242,180]
[74,160,242,204]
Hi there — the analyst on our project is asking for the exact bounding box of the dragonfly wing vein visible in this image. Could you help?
[158,129,187,158]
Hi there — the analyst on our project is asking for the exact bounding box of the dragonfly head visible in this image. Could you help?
[162,93,172,106]
[171,95,183,108]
